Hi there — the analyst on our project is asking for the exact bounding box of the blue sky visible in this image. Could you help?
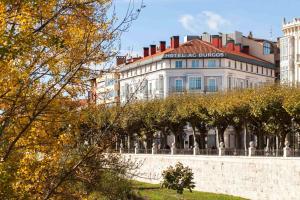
[114,0,300,56]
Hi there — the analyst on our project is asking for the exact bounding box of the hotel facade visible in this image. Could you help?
[119,32,277,106]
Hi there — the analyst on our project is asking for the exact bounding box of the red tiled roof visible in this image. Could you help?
[126,39,273,66]
[125,48,174,64]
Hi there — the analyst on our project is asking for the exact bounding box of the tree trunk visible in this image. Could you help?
[244,123,248,152]
[279,133,287,149]
[215,128,219,148]
[199,132,206,149]
[217,127,225,143]
[235,129,241,149]
[192,126,196,147]
[160,129,167,149]
[257,133,265,150]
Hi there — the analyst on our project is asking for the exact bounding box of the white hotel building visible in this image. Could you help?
[281,18,300,84]
[114,32,278,149]
[119,33,276,105]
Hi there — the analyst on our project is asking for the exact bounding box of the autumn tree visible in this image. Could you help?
[0,0,144,199]
[177,95,209,149]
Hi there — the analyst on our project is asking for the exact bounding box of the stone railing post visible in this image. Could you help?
[248,141,256,157]
[264,146,270,156]
[120,142,124,154]
[283,141,291,157]
[134,142,139,154]
[193,143,200,155]
[171,142,176,155]
[219,142,225,156]
[152,142,158,155]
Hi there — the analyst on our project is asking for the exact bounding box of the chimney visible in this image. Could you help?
[170,36,180,48]
[116,56,126,66]
[143,47,149,57]
[226,39,235,51]
[150,45,156,55]
[160,41,166,52]
[234,43,242,52]
[242,45,250,54]
[211,35,221,48]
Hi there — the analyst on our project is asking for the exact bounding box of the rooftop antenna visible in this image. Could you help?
[270,26,273,41]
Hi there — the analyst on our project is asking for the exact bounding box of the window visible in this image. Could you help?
[263,42,272,55]
[149,82,152,95]
[207,78,217,92]
[175,79,183,92]
[192,60,200,68]
[107,91,115,98]
[207,59,217,68]
[228,77,232,90]
[175,61,183,68]
[227,60,231,68]
[189,77,201,90]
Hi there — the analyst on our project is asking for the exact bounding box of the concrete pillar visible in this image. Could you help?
[219,142,225,156]
[248,141,256,157]
[152,142,158,155]
[193,143,200,155]
[120,142,124,154]
[134,142,139,154]
[171,142,176,155]
[284,141,292,157]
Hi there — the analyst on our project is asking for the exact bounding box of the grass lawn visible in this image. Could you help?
[132,181,247,200]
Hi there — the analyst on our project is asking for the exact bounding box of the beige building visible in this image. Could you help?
[89,70,120,106]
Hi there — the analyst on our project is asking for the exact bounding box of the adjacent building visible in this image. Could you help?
[280,18,300,84]
[89,70,120,106]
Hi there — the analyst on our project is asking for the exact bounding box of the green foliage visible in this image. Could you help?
[115,85,300,149]
[87,171,134,200]
[161,162,195,194]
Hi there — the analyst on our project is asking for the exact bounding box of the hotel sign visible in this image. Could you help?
[163,52,225,59]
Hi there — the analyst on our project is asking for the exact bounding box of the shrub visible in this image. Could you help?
[161,162,195,194]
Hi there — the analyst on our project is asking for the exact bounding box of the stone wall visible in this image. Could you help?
[125,154,300,200]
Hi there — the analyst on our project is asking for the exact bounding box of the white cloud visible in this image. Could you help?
[179,14,201,34]
[179,11,231,34]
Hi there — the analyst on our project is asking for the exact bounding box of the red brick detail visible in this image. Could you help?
[143,47,149,57]
[171,36,179,48]
[212,35,221,48]
[226,40,235,51]
[160,41,166,52]
[150,45,156,55]
[234,44,242,52]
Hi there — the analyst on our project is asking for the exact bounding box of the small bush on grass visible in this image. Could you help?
[161,162,195,194]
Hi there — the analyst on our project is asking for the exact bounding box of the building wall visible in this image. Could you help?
[242,37,275,63]
[281,18,300,84]
[126,154,300,200]
[94,72,120,105]
[119,58,275,104]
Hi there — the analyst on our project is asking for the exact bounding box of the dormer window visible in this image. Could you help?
[263,42,273,55]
